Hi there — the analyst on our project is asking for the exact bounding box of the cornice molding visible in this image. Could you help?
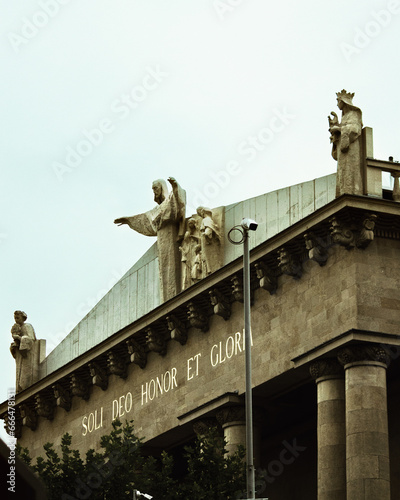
[2,197,399,435]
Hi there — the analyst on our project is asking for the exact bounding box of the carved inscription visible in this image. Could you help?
[80,331,252,435]
[82,407,103,436]
[141,368,178,405]
[112,392,133,420]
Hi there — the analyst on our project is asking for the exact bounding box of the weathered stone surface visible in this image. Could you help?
[231,274,244,302]
[305,232,329,266]
[88,362,108,391]
[35,393,54,421]
[346,408,388,435]
[329,217,355,249]
[53,383,72,411]
[114,177,186,302]
[166,314,187,345]
[254,261,277,294]
[196,206,223,276]
[277,247,302,279]
[328,90,363,197]
[146,328,167,356]
[187,301,209,332]
[20,404,37,431]
[179,217,199,289]
[310,358,343,382]
[42,175,336,378]
[107,351,128,379]
[70,373,90,400]
[126,339,147,368]
[343,357,390,499]
[363,478,390,500]
[9,225,400,500]
[347,432,389,459]
[10,311,44,393]
[356,214,377,249]
[209,288,231,320]
[338,344,390,366]
[318,400,345,426]
[314,374,346,500]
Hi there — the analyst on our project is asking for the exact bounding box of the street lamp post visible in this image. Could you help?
[228,218,258,499]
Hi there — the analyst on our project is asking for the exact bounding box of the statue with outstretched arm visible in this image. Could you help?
[115,177,186,301]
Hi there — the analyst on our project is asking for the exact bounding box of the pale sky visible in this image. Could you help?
[1,0,400,444]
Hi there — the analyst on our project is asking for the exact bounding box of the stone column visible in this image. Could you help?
[216,406,261,467]
[310,358,346,500]
[338,344,390,500]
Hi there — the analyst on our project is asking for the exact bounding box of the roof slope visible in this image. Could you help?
[41,173,336,378]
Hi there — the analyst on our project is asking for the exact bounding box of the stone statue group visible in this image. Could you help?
[114,89,364,302]
[10,90,364,394]
[115,177,223,302]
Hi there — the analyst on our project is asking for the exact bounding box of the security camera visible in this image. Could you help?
[241,218,258,231]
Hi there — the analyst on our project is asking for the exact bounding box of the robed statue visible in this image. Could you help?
[10,311,43,392]
[179,217,199,290]
[115,177,186,301]
[196,206,222,275]
[328,90,363,197]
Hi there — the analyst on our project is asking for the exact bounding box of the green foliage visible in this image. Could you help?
[181,426,246,499]
[17,420,246,500]
[15,443,31,466]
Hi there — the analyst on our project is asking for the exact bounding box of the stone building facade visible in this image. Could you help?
[1,94,400,499]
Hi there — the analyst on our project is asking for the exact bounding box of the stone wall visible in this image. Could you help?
[20,236,400,462]
[41,174,336,379]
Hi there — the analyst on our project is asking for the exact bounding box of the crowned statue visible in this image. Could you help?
[328,90,363,197]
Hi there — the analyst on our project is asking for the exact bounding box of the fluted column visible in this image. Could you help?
[310,358,346,500]
[216,406,261,467]
[338,344,390,500]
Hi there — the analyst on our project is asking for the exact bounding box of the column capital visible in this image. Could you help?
[310,358,343,381]
[337,343,390,368]
[216,405,263,428]
[216,406,246,427]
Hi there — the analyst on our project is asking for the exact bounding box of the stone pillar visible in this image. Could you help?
[338,344,390,500]
[310,358,346,500]
[216,406,261,467]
